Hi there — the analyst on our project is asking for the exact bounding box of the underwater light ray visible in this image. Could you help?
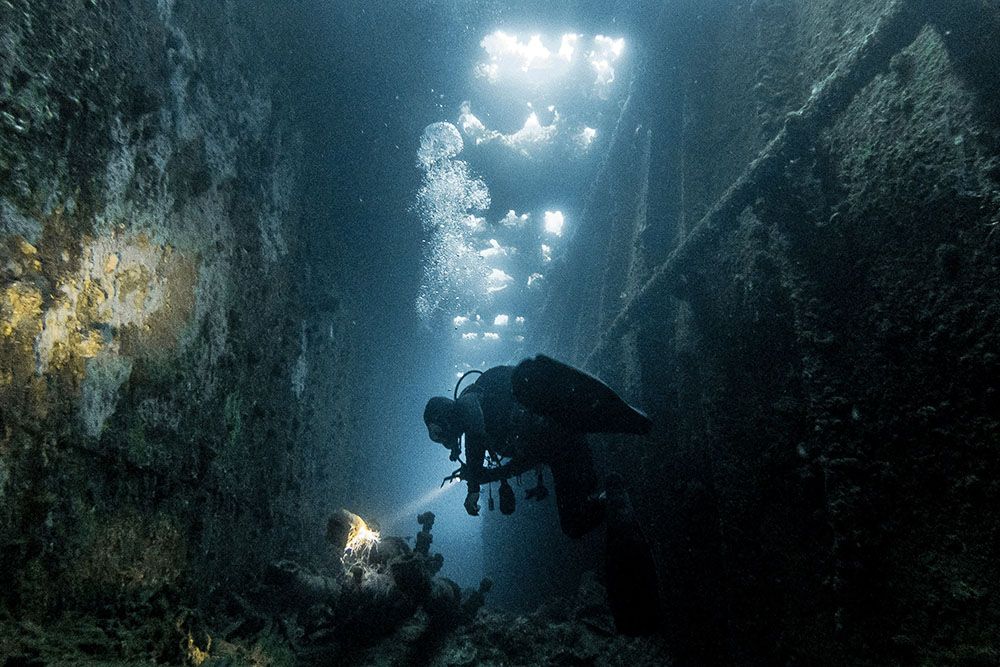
[385,479,463,532]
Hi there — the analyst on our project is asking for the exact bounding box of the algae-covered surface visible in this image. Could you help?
[1,0,355,659]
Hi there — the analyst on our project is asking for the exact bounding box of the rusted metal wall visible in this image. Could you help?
[540,1,1000,663]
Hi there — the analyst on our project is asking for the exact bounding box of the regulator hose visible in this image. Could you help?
[453,369,483,400]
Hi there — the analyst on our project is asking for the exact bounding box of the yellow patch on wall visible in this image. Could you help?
[1,283,43,337]
[1,225,200,432]
[34,233,198,374]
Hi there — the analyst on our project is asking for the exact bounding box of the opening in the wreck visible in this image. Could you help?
[399,27,631,595]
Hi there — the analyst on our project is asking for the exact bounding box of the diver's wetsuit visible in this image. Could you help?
[457,366,602,539]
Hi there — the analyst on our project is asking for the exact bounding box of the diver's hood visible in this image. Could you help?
[424,397,463,462]
[424,396,462,438]
[424,396,453,423]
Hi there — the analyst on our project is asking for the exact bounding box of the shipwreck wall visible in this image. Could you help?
[540,0,1000,664]
[0,0,356,619]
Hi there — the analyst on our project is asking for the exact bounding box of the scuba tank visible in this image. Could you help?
[454,367,518,516]
[451,370,483,462]
[511,355,653,435]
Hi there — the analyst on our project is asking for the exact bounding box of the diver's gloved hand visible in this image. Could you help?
[464,491,480,516]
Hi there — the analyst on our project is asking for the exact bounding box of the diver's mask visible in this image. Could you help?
[427,422,461,461]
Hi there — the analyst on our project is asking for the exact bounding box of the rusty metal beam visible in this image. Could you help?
[586,0,936,368]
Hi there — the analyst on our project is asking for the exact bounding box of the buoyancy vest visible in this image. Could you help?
[459,365,517,457]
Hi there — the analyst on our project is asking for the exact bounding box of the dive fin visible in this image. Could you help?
[512,355,653,435]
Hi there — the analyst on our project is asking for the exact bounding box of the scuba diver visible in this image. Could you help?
[423,354,653,539]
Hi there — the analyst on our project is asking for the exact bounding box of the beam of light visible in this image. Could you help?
[595,35,626,58]
[577,126,598,150]
[480,31,552,73]
[589,35,626,97]
[457,103,558,156]
[507,111,558,148]
[486,268,514,293]
[385,480,463,532]
[521,35,550,70]
[591,58,614,86]
[559,33,579,61]
[499,210,530,227]
[479,239,510,259]
[543,211,564,236]
[475,31,626,97]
